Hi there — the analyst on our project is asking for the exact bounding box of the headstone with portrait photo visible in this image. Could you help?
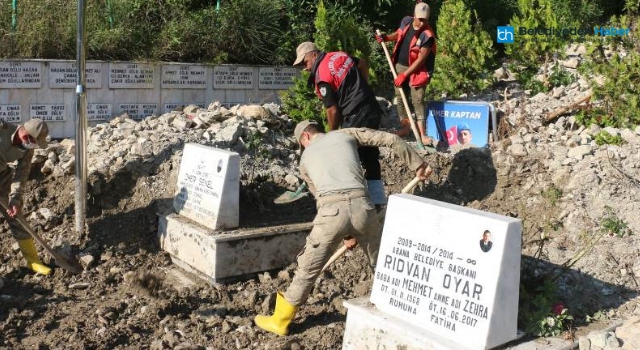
[343,194,522,350]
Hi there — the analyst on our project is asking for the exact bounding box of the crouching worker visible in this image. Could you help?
[254,121,432,336]
[0,119,51,275]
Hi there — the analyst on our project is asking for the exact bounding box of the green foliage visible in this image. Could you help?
[593,131,624,146]
[506,0,564,71]
[430,0,495,97]
[600,206,632,238]
[579,18,640,129]
[314,1,371,60]
[548,63,576,87]
[279,71,325,126]
[519,276,573,336]
[541,186,563,207]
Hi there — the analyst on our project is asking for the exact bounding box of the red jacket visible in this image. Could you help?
[391,16,437,88]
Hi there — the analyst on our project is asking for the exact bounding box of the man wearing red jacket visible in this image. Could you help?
[292,42,387,206]
[377,2,436,146]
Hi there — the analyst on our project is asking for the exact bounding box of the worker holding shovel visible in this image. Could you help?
[0,119,51,275]
[376,2,437,146]
[254,121,432,336]
[292,41,387,207]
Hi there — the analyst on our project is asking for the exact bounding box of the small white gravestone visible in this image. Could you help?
[368,194,521,350]
[173,143,239,230]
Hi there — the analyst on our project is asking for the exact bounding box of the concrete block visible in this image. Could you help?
[158,212,311,283]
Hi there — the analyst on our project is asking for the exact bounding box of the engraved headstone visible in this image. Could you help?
[29,104,66,122]
[173,144,239,230]
[369,194,522,350]
[0,61,42,88]
[49,62,102,89]
[117,103,157,120]
[161,64,207,89]
[87,104,112,122]
[0,105,21,123]
[213,66,254,89]
[109,63,155,88]
[258,67,298,89]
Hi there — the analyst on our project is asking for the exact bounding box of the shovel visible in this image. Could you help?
[377,29,425,150]
[274,182,308,204]
[321,176,423,271]
[0,198,83,274]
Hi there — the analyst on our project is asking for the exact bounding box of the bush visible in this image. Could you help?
[279,70,325,126]
[429,0,495,97]
[578,15,640,128]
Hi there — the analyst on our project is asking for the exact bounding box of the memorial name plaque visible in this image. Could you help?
[258,67,297,89]
[370,195,522,350]
[29,104,66,122]
[87,104,112,121]
[0,105,21,122]
[173,144,239,230]
[0,61,42,88]
[49,62,102,89]
[163,103,205,113]
[161,65,207,89]
[109,63,155,88]
[118,103,158,121]
[213,66,253,89]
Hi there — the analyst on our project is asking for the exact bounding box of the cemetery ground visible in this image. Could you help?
[1,93,640,348]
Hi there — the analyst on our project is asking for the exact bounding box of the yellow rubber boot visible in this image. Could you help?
[254,292,298,336]
[17,238,52,275]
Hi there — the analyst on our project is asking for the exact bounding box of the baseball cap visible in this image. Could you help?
[415,3,430,20]
[293,42,318,66]
[294,120,319,143]
[23,118,49,148]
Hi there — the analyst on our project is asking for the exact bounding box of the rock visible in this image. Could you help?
[69,282,91,290]
[41,159,55,174]
[60,139,76,154]
[494,67,508,80]
[508,143,528,157]
[172,116,195,130]
[567,145,592,160]
[79,254,95,269]
[589,331,608,348]
[236,105,271,120]
[603,127,621,137]
[552,86,565,98]
[578,336,590,350]
[562,57,580,69]
[214,124,241,144]
[620,129,638,143]
[284,174,299,187]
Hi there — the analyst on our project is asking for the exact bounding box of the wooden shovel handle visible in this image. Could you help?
[320,176,423,272]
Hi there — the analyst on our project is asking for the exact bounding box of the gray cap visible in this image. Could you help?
[294,120,319,143]
[293,42,318,66]
[23,118,49,148]
[415,2,430,20]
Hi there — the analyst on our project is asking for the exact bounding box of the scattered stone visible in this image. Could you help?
[69,282,91,290]
[79,254,95,270]
[567,145,593,160]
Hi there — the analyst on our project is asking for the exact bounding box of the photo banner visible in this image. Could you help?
[425,101,496,148]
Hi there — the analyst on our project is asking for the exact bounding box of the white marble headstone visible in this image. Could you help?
[173,144,240,230]
[370,194,522,350]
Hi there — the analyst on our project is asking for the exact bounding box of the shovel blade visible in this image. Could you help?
[273,190,308,204]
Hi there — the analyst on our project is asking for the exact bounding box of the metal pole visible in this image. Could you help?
[11,0,17,33]
[75,0,88,237]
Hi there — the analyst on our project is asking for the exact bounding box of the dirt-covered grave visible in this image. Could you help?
[0,86,639,350]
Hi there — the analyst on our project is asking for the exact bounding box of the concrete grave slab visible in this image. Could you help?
[158,213,311,283]
[366,194,522,350]
[173,143,240,230]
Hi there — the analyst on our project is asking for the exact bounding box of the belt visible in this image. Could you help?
[316,189,368,207]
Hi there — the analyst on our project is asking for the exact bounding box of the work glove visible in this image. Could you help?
[394,73,407,87]
[375,33,387,43]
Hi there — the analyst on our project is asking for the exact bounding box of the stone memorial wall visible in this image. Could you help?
[0,60,299,138]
